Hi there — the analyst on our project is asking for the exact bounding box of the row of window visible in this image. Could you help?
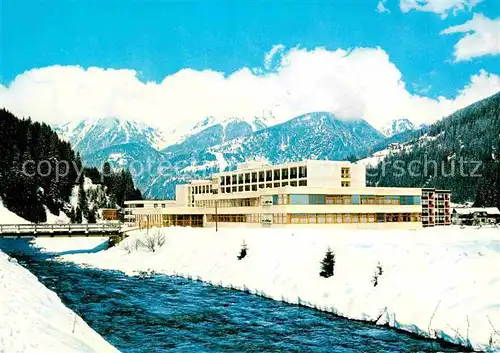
[191,184,213,195]
[220,180,308,193]
[206,213,422,224]
[273,194,422,206]
[219,166,309,186]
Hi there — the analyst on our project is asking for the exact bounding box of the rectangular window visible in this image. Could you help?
[252,172,257,183]
[259,171,265,182]
[238,174,244,184]
[226,176,231,185]
[281,181,289,187]
[352,195,360,205]
[245,185,250,191]
[220,177,225,186]
[266,170,273,181]
[273,195,278,205]
[252,185,257,191]
[245,173,250,183]
[341,181,350,187]
[290,167,297,178]
[341,167,350,179]
[290,194,309,205]
[281,168,289,179]
[266,183,272,188]
[290,181,297,187]
[274,169,280,180]
[232,175,237,184]
[238,186,243,192]
[299,180,307,186]
[299,166,307,178]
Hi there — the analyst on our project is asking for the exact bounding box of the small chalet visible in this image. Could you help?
[452,207,500,226]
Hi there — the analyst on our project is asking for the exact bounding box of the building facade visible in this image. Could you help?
[124,160,451,229]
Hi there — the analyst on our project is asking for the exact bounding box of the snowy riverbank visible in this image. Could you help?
[0,250,118,353]
[50,226,500,352]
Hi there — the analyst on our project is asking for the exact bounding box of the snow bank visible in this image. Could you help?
[61,226,500,351]
[0,202,30,224]
[33,237,109,255]
[0,250,118,353]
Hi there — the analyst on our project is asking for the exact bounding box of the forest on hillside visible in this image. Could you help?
[0,109,142,223]
[367,92,500,209]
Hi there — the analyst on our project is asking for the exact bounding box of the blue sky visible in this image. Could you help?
[1,0,499,132]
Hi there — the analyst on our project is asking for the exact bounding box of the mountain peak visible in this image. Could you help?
[54,117,168,155]
[379,118,415,137]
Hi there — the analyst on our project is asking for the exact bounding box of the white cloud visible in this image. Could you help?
[264,44,286,70]
[400,0,481,18]
[377,0,390,13]
[441,14,500,61]
[0,46,499,138]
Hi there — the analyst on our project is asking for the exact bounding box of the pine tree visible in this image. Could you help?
[319,247,335,278]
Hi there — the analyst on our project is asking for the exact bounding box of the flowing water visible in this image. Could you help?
[2,241,462,353]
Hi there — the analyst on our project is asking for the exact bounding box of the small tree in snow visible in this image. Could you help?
[237,240,248,260]
[138,229,166,252]
[372,261,383,287]
[319,247,335,278]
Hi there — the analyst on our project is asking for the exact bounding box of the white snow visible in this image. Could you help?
[211,151,228,172]
[0,250,118,353]
[0,201,30,224]
[44,206,70,224]
[33,237,110,255]
[59,226,500,351]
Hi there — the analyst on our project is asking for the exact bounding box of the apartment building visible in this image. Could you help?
[421,188,451,227]
[124,160,451,229]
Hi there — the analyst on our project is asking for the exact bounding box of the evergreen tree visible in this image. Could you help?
[319,247,335,278]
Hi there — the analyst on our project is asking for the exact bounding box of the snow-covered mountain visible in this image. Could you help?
[83,112,384,198]
[379,118,415,137]
[54,117,168,155]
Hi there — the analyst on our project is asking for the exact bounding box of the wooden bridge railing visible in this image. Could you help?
[0,223,123,235]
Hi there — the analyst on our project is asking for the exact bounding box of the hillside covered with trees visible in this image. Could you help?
[367,92,500,208]
[0,109,142,223]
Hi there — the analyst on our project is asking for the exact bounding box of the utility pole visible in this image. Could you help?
[215,197,218,232]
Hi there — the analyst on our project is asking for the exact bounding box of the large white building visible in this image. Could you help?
[124,160,451,229]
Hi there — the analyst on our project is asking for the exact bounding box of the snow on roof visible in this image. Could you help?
[453,207,500,215]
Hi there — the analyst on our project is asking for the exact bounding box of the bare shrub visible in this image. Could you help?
[138,229,166,252]
[372,261,383,287]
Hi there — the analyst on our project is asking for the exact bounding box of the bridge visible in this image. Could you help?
[0,223,130,238]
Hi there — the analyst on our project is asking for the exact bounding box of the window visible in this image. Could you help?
[252,172,257,183]
[290,181,297,187]
[282,181,289,187]
[238,186,243,192]
[341,167,350,178]
[259,184,264,189]
[290,167,297,178]
[266,170,273,181]
[252,185,257,191]
[274,182,280,188]
[299,166,307,178]
[290,194,309,205]
[245,173,250,183]
[299,180,307,186]
[220,177,225,186]
[238,174,244,184]
[232,175,237,184]
[259,171,265,182]
[274,169,281,180]
[281,168,289,179]
[266,183,272,188]
[232,186,237,192]
[245,185,250,191]
[226,176,231,185]
[341,181,350,187]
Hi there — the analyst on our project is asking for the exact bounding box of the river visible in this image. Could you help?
[1,241,463,353]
